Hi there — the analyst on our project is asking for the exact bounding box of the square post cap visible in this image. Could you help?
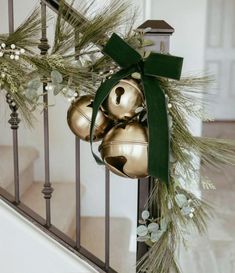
[138,20,174,35]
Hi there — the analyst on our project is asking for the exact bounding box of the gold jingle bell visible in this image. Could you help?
[102,79,144,120]
[67,95,110,142]
[99,121,149,178]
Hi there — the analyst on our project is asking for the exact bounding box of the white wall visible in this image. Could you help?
[151,0,207,73]
[148,0,208,197]
[0,200,98,273]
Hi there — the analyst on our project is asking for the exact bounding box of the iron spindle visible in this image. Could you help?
[6,0,20,204]
[39,1,53,227]
[75,137,81,249]
[105,167,110,270]
[8,0,14,33]
[137,178,150,260]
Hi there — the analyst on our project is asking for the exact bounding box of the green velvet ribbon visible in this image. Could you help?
[90,33,183,184]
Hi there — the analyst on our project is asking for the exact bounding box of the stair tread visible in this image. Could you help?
[79,216,135,273]
[21,182,85,235]
[0,145,39,188]
[22,185,135,272]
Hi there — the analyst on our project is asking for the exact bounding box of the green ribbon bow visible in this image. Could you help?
[90,33,183,184]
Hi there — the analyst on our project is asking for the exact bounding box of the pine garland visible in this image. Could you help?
[136,75,235,272]
[0,1,235,273]
[0,0,139,124]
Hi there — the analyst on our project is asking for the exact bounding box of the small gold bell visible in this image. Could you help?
[102,79,144,120]
[67,95,110,142]
[99,121,149,178]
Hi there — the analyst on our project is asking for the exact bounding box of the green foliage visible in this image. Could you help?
[0,8,41,52]
[0,0,140,125]
[137,181,212,273]
[1,2,235,273]
[25,77,41,100]
[136,74,235,273]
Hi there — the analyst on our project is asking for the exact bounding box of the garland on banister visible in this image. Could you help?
[0,0,140,124]
[1,1,235,273]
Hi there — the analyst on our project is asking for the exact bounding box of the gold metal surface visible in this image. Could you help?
[102,79,144,120]
[67,95,110,141]
[99,121,149,178]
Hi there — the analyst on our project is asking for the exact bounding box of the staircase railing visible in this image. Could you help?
[0,1,174,272]
[0,1,113,272]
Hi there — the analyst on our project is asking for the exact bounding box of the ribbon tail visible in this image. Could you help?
[142,75,170,184]
[90,68,136,164]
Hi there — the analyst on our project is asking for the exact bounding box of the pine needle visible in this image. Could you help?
[0,8,41,52]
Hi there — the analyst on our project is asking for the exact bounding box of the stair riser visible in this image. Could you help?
[6,164,34,197]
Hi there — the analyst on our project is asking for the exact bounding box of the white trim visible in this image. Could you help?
[143,0,152,20]
[0,200,98,273]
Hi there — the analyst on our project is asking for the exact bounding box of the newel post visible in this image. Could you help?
[136,20,175,260]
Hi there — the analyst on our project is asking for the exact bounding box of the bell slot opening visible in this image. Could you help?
[105,156,128,176]
[115,87,125,105]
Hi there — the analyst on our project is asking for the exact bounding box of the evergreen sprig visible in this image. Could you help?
[0,1,140,125]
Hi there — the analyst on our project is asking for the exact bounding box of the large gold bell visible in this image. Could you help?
[99,121,149,178]
[67,95,110,141]
[102,79,144,120]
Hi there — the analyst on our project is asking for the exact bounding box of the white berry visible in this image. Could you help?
[189,213,194,218]
[1,72,6,78]
[47,85,53,91]
[20,48,25,54]
[10,44,16,49]
[10,54,15,60]
[14,55,19,60]
[1,43,6,48]
[0,52,3,57]
[168,103,172,109]
[15,50,20,56]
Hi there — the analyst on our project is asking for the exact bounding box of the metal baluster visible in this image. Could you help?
[8,0,14,32]
[6,0,20,204]
[75,137,81,249]
[137,178,150,260]
[38,1,53,227]
[105,167,110,270]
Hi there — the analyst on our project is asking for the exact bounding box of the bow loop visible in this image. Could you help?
[103,33,142,68]
[144,52,183,80]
